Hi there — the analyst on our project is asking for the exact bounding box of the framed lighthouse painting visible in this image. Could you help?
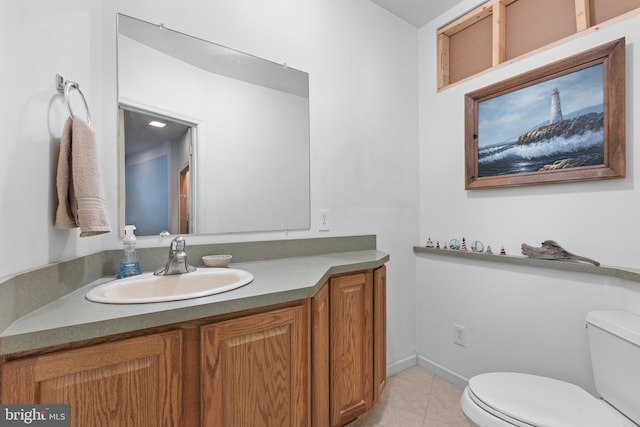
[464,38,625,190]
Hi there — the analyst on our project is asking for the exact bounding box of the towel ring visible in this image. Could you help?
[56,74,91,124]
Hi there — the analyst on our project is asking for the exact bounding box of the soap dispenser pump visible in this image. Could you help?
[117,225,142,279]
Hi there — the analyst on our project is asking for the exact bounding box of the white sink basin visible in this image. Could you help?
[86,268,254,304]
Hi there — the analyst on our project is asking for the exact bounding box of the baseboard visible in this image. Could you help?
[386,353,418,377]
[386,353,470,389]
[417,355,469,389]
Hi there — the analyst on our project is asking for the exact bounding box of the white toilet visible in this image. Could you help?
[460,310,640,427]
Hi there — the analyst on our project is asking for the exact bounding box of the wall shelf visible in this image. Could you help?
[414,246,640,284]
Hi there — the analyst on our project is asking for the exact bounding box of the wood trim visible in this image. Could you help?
[438,34,450,88]
[575,0,591,31]
[492,1,507,65]
[439,0,516,36]
[181,326,201,427]
[311,283,330,427]
[373,266,387,403]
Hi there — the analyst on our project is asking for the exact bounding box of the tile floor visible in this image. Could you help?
[347,366,473,427]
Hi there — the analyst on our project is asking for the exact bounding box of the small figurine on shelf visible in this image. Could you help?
[471,240,484,253]
[443,242,448,250]
[500,246,507,255]
[485,245,494,255]
[436,241,441,249]
[449,239,461,250]
[426,237,434,248]
[460,237,468,252]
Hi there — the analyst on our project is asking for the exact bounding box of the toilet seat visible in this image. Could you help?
[466,372,631,427]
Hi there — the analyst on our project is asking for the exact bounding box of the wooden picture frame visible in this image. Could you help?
[464,38,625,190]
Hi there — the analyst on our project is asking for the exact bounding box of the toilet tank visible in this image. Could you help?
[586,310,640,424]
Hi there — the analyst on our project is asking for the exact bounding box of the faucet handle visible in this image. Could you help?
[171,236,187,252]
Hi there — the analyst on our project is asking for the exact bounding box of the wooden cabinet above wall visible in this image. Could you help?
[438,0,640,89]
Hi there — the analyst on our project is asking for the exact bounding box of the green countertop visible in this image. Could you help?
[0,250,388,355]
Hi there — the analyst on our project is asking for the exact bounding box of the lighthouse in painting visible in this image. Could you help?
[549,88,563,124]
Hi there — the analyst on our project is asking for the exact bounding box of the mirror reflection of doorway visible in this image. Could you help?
[179,165,190,234]
[120,107,194,236]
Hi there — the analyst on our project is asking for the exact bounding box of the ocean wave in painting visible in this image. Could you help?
[478,128,604,177]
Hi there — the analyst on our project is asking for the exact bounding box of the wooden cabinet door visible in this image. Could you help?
[330,272,373,427]
[373,265,387,402]
[311,283,330,427]
[201,304,309,427]
[0,331,183,427]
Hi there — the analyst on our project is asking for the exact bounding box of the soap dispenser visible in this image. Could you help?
[117,225,142,279]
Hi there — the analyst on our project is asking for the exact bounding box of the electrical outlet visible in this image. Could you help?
[453,324,467,347]
[319,209,330,231]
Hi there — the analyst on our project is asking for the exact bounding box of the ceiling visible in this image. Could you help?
[369,0,466,27]
[123,109,190,157]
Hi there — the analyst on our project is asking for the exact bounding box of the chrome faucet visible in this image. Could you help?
[154,236,196,276]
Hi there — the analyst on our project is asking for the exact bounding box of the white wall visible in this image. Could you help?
[0,0,104,273]
[418,0,640,392]
[1,0,419,370]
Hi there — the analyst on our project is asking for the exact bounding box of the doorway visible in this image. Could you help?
[119,106,194,236]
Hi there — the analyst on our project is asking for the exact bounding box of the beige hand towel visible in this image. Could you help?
[55,116,111,237]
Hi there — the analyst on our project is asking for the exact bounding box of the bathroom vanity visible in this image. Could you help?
[0,242,388,427]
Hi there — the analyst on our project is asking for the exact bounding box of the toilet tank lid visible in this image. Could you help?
[586,311,640,346]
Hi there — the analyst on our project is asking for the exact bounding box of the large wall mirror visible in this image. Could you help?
[117,14,310,236]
